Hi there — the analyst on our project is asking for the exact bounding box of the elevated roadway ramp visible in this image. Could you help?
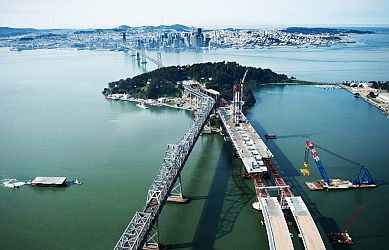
[286,197,325,250]
[259,197,294,250]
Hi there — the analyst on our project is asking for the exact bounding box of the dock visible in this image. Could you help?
[286,197,326,250]
[259,197,294,250]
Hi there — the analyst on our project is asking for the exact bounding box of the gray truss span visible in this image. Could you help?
[114,85,215,250]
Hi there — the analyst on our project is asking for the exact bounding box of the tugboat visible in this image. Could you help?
[73,179,82,185]
[265,133,277,140]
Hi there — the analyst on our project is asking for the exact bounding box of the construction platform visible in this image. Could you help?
[259,197,294,250]
[286,197,326,250]
[218,107,273,174]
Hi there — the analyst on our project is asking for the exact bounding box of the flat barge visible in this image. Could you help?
[306,179,377,191]
[31,177,67,187]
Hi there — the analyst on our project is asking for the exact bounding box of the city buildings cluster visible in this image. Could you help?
[0,26,354,52]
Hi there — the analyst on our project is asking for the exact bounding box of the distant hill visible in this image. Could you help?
[0,27,75,37]
[159,24,192,31]
[282,27,375,35]
[115,24,192,32]
[1,25,193,38]
[0,27,37,37]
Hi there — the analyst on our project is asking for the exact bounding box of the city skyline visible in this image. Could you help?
[1,0,389,29]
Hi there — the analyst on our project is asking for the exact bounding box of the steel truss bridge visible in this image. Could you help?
[114,85,215,250]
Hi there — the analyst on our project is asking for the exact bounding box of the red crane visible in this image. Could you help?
[329,204,365,245]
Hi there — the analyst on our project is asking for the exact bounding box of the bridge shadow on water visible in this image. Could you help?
[166,119,349,250]
[249,119,350,250]
[166,137,254,250]
[190,141,254,250]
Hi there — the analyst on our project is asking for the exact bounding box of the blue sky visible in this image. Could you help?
[1,0,388,28]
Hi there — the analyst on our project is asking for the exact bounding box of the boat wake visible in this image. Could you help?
[1,178,27,188]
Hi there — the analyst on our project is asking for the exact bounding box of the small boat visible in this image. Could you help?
[265,133,277,139]
[136,103,148,109]
[354,93,360,98]
[73,179,82,185]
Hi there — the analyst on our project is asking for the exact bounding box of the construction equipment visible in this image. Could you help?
[329,204,365,245]
[233,68,249,125]
[302,141,330,184]
[301,141,377,190]
[351,166,375,186]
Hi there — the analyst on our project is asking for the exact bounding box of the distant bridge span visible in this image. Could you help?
[124,45,163,68]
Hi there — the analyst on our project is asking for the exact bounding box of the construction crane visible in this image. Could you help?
[233,68,249,125]
[301,141,376,189]
[302,141,330,184]
[329,204,365,245]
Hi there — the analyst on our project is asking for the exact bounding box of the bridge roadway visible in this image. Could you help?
[218,107,273,174]
[218,107,325,250]
[114,85,214,250]
[286,197,326,250]
[259,197,294,250]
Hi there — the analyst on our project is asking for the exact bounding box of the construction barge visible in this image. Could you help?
[31,177,68,187]
[301,141,377,191]
[306,179,377,191]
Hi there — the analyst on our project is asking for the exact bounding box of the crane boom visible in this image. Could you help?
[239,68,249,116]
[342,204,364,233]
[304,141,331,185]
[241,68,249,84]
[233,69,249,125]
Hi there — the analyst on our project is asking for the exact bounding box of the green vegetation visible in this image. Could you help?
[103,61,289,108]
[370,81,389,91]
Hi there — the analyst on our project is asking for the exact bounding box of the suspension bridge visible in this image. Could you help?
[124,44,163,68]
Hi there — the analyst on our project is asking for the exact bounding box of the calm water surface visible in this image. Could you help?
[0,28,388,249]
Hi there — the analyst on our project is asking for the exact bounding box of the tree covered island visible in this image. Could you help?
[102,62,289,108]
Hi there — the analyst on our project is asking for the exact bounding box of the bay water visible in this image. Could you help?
[1,27,389,249]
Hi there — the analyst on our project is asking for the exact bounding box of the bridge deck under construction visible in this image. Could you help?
[219,106,325,250]
[259,197,294,250]
[218,107,273,174]
[286,197,326,250]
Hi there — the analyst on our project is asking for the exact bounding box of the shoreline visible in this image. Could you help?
[340,84,389,116]
[106,82,389,118]
[105,94,199,112]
